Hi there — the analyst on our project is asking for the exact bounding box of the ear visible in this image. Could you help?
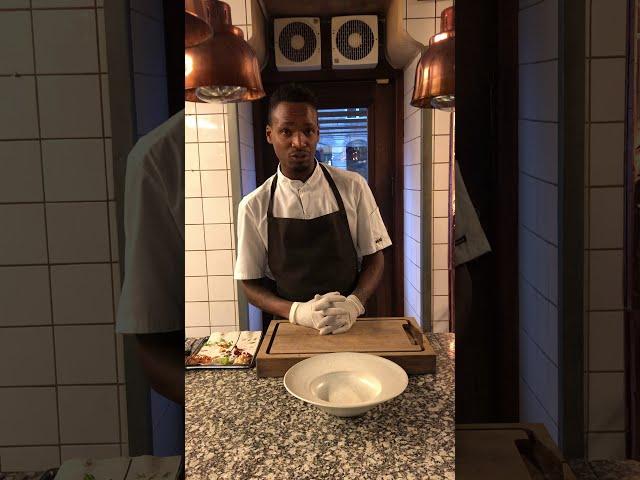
[266,124,273,144]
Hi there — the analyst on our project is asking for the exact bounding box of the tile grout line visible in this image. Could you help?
[28,0,61,465]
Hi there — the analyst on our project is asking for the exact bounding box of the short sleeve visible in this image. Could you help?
[234,200,267,279]
[355,177,392,257]
[115,158,184,334]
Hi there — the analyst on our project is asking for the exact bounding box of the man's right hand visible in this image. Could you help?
[289,292,347,335]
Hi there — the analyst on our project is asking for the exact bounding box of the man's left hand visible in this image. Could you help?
[324,294,365,335]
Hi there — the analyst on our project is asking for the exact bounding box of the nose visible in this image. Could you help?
[291,131,307,148]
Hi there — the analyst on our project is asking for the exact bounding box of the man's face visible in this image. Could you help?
[266,101,319,174]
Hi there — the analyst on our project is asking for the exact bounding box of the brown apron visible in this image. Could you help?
[267,162,359,305]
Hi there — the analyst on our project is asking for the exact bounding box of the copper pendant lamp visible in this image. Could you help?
[185,0,213,47]
[410,6,455,111]
[185,0,265,103]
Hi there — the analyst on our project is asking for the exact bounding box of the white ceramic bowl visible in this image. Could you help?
[283,352,409,417]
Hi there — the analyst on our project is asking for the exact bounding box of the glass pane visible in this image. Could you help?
[315,107,369,181]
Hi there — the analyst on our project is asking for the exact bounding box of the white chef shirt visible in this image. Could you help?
[234,161,392,280]
[116,111,185,334]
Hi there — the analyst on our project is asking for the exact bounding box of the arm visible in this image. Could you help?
[352,250,385,307]
[240,278,293,319]
[134,331,184,405]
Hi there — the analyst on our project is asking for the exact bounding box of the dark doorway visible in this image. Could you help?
[253,79,403,318]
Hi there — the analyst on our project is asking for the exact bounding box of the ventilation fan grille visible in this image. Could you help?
[278,21,317,63]
[335,19,374,61]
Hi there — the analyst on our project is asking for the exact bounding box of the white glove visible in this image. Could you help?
[289,292,347,335]
[327,294,365,335]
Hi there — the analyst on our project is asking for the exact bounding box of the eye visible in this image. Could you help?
[280,128,290,135]
[305,128,315,136]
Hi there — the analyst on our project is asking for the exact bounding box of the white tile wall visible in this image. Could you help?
[0,3,126,468]
[185,103,240,337]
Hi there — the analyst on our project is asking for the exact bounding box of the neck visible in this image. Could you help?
[280,161,316,182]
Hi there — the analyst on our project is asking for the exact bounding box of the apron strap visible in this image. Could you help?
[267,172,278,219]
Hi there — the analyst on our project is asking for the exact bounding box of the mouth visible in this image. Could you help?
[289,151,310,160]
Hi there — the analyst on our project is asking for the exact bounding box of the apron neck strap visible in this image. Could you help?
[267,162,347,218]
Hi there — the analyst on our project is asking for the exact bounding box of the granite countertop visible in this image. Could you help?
[185,333,455,480]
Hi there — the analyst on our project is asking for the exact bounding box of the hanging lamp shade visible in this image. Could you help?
[411,6,455,110]
[185,0,265,103]
[185,0,213,47]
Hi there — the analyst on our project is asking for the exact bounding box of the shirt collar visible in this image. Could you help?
[277,159,323,191]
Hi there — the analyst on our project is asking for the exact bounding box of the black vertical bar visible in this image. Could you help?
[558,0,586,458]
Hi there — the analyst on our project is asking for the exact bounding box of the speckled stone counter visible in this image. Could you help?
[185,333,454,480]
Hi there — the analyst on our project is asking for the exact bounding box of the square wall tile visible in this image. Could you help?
[185,224,206,251]
[518,0,558,64]
[404,110,420,142]
[433,135,450,163]
[197,114,226,142]
[436,0,453,16]
[432,320,449,333]
[0,141,43,202]
[591,0,626,57]
[590,58,626,122]
[433,244,448,270]
[210,301,237,326]
[185,276,208,302]
[0,387,58,445]
[55,325,117,384]
[185,115,198,142]
[433,190,449,217]
[206,250,233,276]
[238,116,254,147]
[61,444,121,462]
[0,266,51,326]
[0,11,34,74]
[131,0,164,19]
[185,197,204,225]
[50,263,113,324]
[105,139,114,199]
[204,224,232,250]
[433,217,448,244]
[46,202,110,263]
[203,197,231,223]
[42,139,107,201]
[0,204,47,264]
[432,295,449,321]
[185,250,207,277]
[433,163,449,190]
[58,385,120,443]
[32,0,94,5]
[403,136,420,166]
[0,1,30,9]
[587,432,626,460]
[518,120,558,184]
[208,276,235,301]
[433,269,448,296]
[0,76,38,139]
[196,102,224,115]
[119,384,127,442]
[186,143,199,170]
[404,164,421,191]
[0,447,59,472]
[186,326,211,338]
[108,201,118,261]
[519,61,558,122]
[131,11,166,75]
[589,250,623,310]
[101,74,111,136]
[225,0,246,24]
[589,311,624,371]
[185,301,209,327]
[589,123,624,186]
[33,9,98,74]
[0,326,55,386]
[589,187,623,249]
[199,142,227,170]
[185,170,202,198]
[38,75,102,138]
[202,170,229,197]
[97,8,108,71]
[403,189,421,216]
[588,372,625,431]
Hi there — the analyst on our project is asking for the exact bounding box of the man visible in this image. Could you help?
[116,110,184,456]
[234,83,391,335]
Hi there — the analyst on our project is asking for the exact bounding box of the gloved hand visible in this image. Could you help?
[289,292,347,335]
[326,294,365,335]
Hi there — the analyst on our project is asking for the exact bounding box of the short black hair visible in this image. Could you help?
[268,83,318,124]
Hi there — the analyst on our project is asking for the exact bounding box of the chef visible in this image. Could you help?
[234,83,392,335]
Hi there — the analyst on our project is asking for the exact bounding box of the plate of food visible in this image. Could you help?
[185,331,262,369]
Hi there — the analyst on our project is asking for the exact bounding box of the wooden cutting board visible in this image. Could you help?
[256,317,436,377]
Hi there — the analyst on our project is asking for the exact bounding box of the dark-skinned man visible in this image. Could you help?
[234,83,391,335]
